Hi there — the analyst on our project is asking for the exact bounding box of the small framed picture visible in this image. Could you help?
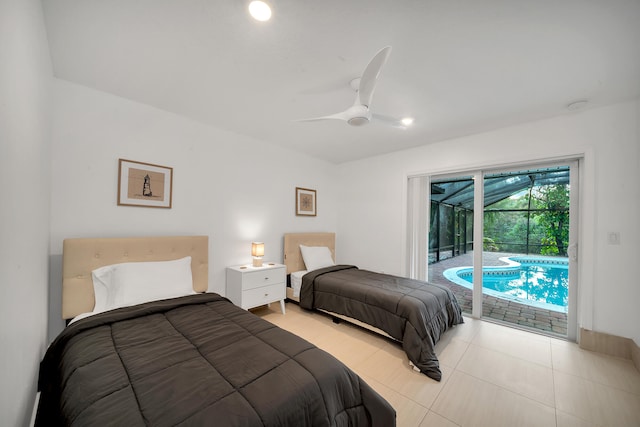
[296,187,316,216]
[118,159,173,208]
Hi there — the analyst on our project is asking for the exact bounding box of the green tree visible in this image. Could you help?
[532,184,569,255]
[484,191,530,252]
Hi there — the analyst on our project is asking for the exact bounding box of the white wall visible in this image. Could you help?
[49,79,337,336]
[0,0,52,425]
[337,100,640,345]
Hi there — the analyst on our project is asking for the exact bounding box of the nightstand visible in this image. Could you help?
[226,263,286,314]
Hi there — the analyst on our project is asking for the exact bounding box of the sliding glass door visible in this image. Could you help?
[416,161,578,339]
[480,166,573,336]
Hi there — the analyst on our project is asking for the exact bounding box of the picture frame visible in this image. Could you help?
[295,187,316,216]
[118,159,173,208]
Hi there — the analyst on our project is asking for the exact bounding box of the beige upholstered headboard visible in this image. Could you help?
[62,235,209,319]
[283,232,335,274]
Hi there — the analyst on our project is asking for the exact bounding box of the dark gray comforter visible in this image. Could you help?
[300,265,464,381]
[37,293,395,426]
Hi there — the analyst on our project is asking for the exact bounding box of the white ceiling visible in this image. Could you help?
[42,0,640,164]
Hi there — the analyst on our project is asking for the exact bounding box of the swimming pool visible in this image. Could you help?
[443,256,568,312]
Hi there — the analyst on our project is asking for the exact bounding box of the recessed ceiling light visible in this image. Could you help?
[249,1,272,22]
[401,117,414,126]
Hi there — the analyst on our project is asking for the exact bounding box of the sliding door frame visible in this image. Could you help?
[407,157,581,340]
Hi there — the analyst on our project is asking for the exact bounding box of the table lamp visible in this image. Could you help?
[251,242,264,267]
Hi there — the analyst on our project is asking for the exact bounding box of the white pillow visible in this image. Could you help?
[91,264,114,313]
[299,245,335,272]
[91,256,194,312]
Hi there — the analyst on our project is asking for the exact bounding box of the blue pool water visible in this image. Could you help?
[443,257,568,312]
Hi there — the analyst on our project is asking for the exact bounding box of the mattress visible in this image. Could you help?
[36,293,395,426]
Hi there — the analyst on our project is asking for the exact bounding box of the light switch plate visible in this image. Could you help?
[607,232,620,245]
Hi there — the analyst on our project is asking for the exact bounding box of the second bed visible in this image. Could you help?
[283,232,464,382]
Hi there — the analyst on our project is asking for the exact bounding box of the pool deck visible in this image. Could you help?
[430,251,568,336]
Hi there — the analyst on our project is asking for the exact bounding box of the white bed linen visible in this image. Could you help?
[68,290,199,325]
[92,256,194,312]
[290,270,308,297]
[299,245,335,271]
[69,311,95,324]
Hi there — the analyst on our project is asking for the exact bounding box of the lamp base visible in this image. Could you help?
[253,257,263,267]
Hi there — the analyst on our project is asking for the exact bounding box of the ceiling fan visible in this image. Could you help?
[298,46,407,128]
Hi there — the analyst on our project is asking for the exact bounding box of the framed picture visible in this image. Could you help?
[296,187,316,216]
[118,159,173,208]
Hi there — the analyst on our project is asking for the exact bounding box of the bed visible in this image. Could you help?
[284,233,464,382]
[36,236,395,426]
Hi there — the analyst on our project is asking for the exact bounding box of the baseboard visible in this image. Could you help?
[632,339,640,372]
[579,327,635,362]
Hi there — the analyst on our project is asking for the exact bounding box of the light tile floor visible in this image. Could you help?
[255,303,640,427]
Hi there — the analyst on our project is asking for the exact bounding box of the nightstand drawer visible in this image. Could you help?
[242,270,284,290]
[242,283,286,309]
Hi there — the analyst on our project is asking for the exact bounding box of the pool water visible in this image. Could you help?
[444,257,568,312]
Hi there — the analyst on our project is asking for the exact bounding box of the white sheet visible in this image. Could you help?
[290,270,308,297]
[68,290,199,325]
[69,311,95,324]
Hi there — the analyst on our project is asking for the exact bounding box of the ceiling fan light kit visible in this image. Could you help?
[348,117,369,126]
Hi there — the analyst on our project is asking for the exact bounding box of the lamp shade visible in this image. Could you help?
[251,242,265,257]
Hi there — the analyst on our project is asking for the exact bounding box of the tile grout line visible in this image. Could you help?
[268,305,640,425]
[550,340,560,427]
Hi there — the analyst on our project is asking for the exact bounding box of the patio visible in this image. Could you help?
[429,251,568,336]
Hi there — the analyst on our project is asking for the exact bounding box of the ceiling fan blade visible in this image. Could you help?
[372,113,407,129]
[357,46,392,108]
[296,110,352,123]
